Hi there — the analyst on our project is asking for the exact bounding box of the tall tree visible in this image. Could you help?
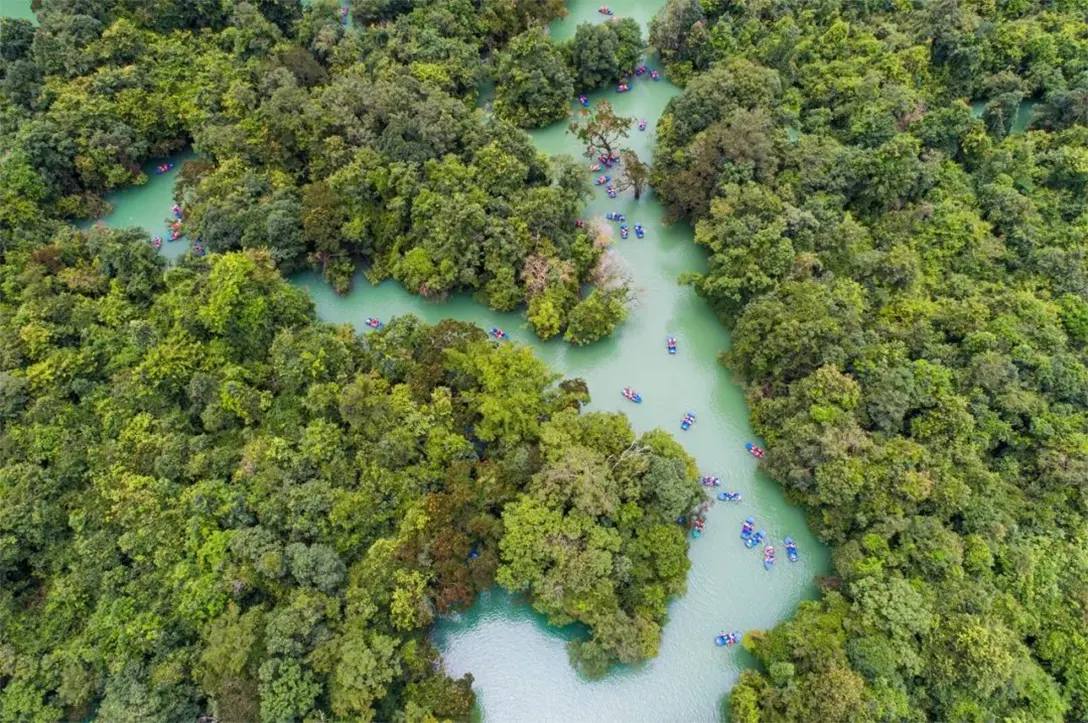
[568,100,632,159]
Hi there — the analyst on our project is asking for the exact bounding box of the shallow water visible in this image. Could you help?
[47,0,831,719]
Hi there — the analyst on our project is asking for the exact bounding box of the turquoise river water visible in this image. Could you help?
[9,0,837,719]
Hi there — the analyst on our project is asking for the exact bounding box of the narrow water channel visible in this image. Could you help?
[39,1,831,719]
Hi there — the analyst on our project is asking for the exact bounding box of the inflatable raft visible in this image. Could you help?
[746,442,765,459]
[785,536,799,562]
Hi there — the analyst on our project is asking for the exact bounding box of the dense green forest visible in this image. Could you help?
[0,0,649,343]
[0,227,704,720]
[0,2,712,720]
[650,0,1088,720]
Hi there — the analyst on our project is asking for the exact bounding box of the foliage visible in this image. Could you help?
[651,0,1088,719]
[0,227,705,720]
[0,0,626,344]
[566,18,643,91]
[568,99,632,159]
[493,27,573,128]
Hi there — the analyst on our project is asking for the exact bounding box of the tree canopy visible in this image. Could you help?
[0,0,633,344]
[650,0,1088,720]
[0,225,705,721]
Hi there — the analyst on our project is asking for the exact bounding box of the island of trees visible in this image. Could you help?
[649,0,1088,720]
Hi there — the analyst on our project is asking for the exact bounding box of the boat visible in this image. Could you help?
[617,83,629,93]
[622,387,643,403]
[620,225,629,239]
[745,530,765,549]
[784,536,799,562]
[575,219,585,228]
[651,69,660,80]
[595,175,611,185]
[489,327,507,340]
[638,119,647,131]
[717,491,741,501]
[193,243,206,257]
[745,442,765,459]
[700,476,720,487]
[692,528,702,538]
[680,410,696,430]
[579,95,590,106]
[365,317,383,329]
[590,163,601,171]
[151,236,162,249]
[763,545,776,570]
[634,224,645,238]
[169,230,181,241]
[155,163,173,174]
[714,631,740,646]
[667,335,677,354]
[606,212,625,222]
[741,517,754,540]
[598,6,613,14]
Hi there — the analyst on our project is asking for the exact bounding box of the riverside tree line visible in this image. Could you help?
[648,0,1088,720]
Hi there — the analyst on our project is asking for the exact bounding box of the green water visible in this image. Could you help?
[76,152,198,262]
[1,0,36,23]
[970,98,1039,132]
[51,0,830,719]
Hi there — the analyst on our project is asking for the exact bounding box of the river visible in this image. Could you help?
[12,0,832,720]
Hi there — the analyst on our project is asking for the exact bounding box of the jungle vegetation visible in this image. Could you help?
[0,1,709,720]
[0,225,704,721]
[650,0,1088,720]
[0,0,648,344]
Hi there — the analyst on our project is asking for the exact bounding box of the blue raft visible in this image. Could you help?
[745,530,766,549]
[785,536,799,562]
[741,516,755,540]
[680,410,696,430]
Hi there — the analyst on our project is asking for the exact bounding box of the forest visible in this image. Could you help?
[650,0,1088,720]
[0,0,646,345]
[0,227,704,720]
[0,1,713,721]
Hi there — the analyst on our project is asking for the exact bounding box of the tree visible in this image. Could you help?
[615,149,650,200]
[567,19,643,90]
[648,0,706,65]
[568,100,632,160]
[493,27,573,128]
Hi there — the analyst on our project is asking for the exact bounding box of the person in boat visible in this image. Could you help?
[701,476,720,487]
[651,69,660,80]
[590,163,601,171]
[152,236,163,249]
[171,203,182,217]
[579,95,590,106]
[595,175,610,185]
[634,224,645,238]
[193,243,206,256]
[490,327,506,339]
[575,219,585,228]
[169,231,180,241]
[617,83,629,92]
[607,187,617,198]
[638,118,647,131]
[598,6,613,15]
